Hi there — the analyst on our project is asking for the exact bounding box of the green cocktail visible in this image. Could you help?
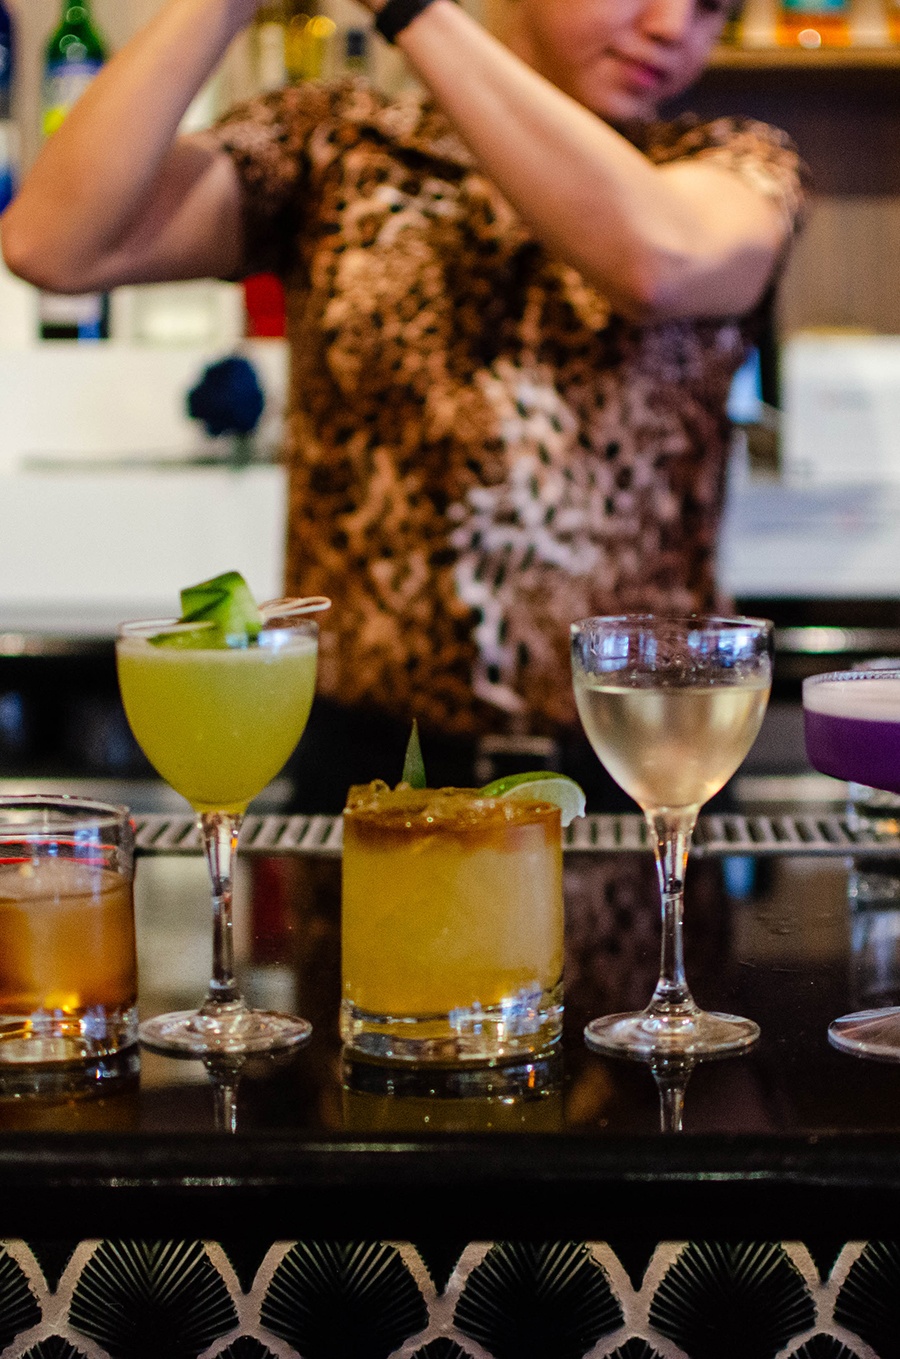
[117,634,316,814]
[116,581,328,1056]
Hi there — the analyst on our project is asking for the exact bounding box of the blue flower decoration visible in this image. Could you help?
[187,356,265,438]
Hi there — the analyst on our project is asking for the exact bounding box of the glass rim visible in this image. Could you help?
[570,612,773,635]
[343,790,562,823]
[117,616,318,641]
[0,792,131,833]
[118,618,213,638]
[803,668,900,689]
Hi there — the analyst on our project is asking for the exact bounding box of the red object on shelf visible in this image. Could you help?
[244,273,286,339]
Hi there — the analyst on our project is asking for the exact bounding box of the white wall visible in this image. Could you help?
[0,339,290,621]
[720,479,900,599]
[0,464,287,616]
[0,338,288,468]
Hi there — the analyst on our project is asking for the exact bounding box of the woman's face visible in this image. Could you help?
[507,0,731,123]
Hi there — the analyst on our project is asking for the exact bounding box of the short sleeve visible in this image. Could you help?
[644,115,812,238]
[199,83,337,277]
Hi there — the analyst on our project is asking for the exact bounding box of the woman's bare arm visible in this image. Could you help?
[4,0,795,318]
[392,0,790,322]
[1,0,259,292]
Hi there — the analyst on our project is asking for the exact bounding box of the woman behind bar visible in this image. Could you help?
[2,0,807,803]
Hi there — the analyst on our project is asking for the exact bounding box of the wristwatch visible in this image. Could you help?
[374,0,447,43]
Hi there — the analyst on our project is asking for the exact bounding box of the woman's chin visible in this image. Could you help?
[585,86,658,125]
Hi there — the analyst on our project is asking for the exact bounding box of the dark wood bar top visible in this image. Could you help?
[3,806,900,1243]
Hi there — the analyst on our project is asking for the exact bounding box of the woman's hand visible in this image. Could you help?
[2,0,257,293]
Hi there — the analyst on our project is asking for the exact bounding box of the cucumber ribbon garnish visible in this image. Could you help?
[150,571,330,648]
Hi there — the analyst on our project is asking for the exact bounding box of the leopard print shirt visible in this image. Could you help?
[208,81,808,737]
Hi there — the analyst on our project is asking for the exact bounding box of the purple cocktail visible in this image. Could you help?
[803,669,900,1060]
[803,671,900,795]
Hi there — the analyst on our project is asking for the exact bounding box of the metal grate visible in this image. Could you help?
[132,812,900,860]
[133,813,343,857]
[566,812,900,858]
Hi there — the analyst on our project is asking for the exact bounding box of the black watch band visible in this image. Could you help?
[374,0,444,43]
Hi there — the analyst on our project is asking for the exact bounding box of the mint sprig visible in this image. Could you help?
[402,720,427,789]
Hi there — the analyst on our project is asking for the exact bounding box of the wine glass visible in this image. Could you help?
[115,596,329,1056]
[571,614,773,1058]
[803,668,900,1059]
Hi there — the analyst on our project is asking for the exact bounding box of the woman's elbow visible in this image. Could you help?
[617,237,783,325]
[1,207,77,291]
[574,240,684,324]
[599,260,670,325]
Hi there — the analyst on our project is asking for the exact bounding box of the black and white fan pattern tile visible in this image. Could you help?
[0,1238,894,1358]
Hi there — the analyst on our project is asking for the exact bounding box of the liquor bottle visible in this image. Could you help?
[718,8,742,43]
[0,0,13,123]
[253,1,288,91]
[285,12,335,82]
[0,0,16,213]
[43,2,106,138]
[40,2,109,340]
[343,27,369,75]
[776,0,851,45]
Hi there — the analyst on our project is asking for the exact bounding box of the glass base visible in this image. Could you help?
[139,1003,312,1057]
[0,1046,140,1100]
[341,1050,565,1133]
[0,1004,139,1066]
[340,982,563,1066]
[584,1007,760,1059]
[828,1007,900,1060]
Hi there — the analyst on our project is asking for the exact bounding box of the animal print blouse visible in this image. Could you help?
[208,81,808,738]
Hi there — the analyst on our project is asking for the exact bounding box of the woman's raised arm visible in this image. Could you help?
[1,0,260,293]
[378,0,794,322]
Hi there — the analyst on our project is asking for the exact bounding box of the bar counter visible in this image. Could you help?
[2,807,900,1357]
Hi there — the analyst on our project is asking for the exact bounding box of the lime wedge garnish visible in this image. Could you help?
[481,771,587,827]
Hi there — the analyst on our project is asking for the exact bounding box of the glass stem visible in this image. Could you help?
[205,1057,243,1134]
[200,811,244,1012]
[651,1057,694,1134]
[646,808,699,1017]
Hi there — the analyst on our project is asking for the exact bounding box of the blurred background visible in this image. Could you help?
[3,0,900,811]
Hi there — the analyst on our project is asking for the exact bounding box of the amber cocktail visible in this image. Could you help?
[0,796,137,1066]
[341,782,564,1064]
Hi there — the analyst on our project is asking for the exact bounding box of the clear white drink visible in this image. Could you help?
[573,676,770,811]
[570,613,773,1060]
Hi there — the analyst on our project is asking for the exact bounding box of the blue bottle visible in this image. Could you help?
[0,0,16,213]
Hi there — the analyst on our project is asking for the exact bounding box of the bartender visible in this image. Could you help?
[2,0,809,802]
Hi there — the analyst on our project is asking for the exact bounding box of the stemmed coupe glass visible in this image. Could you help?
[571,614,773,1058]
[115,596,329,1057]
[803,668,900,1059]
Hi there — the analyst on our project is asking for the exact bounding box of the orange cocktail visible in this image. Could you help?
[0,859,135,1018]
[0,797,137,1065]
[341,782,564,1064]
